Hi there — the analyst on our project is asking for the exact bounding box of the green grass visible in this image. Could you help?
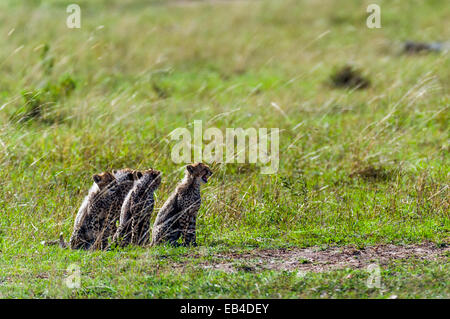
[0,0,448,298]
[1,245,448,298]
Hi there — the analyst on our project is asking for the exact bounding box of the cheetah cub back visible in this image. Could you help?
[112,168,162,247]
[69,171,115,250]
[151,163,212,247]
[90,168,139,250]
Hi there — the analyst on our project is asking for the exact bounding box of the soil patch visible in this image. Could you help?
[189,242,449,273]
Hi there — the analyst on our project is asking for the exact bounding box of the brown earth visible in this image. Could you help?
[183,242,449,273]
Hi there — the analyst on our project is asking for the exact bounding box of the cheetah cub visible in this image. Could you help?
[69,171,115,250]
[112,168,162,247]
[151,163,212,247]
[90,168,139,250]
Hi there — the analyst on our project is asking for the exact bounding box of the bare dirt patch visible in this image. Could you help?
[329,65,371,90]
[189,242,449,273]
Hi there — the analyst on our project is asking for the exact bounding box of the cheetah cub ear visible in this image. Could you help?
[151,169,161,178]
[93,174,102,183]
[136,171,143,179]
[186,164,195,174]
[92,172,115,189]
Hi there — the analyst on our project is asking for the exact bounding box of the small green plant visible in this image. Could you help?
[11,74,77,123]
[298,258,311,264]
[17,90,44,121]
[151,81,171,99]
[47,74,77,99]
[40,44,54,76]
[280,170,308,202]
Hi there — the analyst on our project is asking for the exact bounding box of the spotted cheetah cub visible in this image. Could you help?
[69,171,115,250]
[90,168,139,250]
[151,163,212,247]
[112,168,162,247]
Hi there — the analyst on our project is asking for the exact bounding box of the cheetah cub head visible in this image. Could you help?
[186,163,212,184]
[92,172,115,189]
[136,168,162,190]
[112,168,140,182]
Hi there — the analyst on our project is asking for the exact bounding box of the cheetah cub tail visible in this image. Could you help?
[42,232,68,248]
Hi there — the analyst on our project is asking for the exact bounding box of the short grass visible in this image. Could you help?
[1,245,449,298]
[0,0,448,298]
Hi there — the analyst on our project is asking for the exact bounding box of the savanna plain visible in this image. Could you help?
[0,0,448,298]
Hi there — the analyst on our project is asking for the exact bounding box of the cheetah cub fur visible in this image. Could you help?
[69,171,115,250]
[90,168,140,250]
[151,163,212,247]
[112,168,162,247]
